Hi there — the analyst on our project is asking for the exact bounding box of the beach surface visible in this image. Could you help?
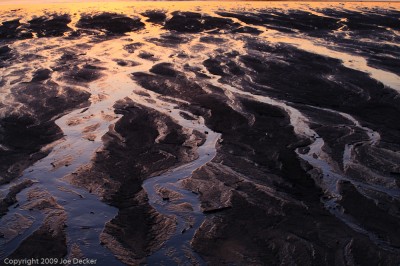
[1,2,400,265]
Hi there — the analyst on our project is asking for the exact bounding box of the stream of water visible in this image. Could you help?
[1,2,400,263]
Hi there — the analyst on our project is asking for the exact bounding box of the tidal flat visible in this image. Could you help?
[1,1,400,265]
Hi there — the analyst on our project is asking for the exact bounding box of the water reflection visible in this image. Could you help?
[1,1,400,264]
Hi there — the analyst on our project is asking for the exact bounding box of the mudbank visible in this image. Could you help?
[1,2,400,265]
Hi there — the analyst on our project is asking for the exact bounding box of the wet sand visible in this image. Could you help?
[1,1,400,265]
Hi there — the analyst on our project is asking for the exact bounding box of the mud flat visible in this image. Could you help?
[1,2,400,265]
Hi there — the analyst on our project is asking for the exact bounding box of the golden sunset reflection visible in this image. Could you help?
[1,1,400,265]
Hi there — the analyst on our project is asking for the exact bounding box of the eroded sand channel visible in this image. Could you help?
[1,2,400,265]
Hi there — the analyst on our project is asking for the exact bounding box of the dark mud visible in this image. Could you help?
[64,99,200,264]
[141,10,167,25]
[216,8,400,76]
[0,79,90,185]
[0,180,33,216]
[0,14,72,40]
[1,4,400,266]
[147,33,192,48]
[217,9,340,35]
[26,14,72,38]
[0,19,32,40]
[8,189,68,260]
[165,11,235,33]
[77,13,145,35]
[236,39,400,149]
[140,58,400,263]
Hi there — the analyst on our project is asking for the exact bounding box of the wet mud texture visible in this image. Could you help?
[0,70,90,185]
[134,59,400,265]
[9,189,68,260]
[1,4,400,266]
[76,13,145,36]
[217,9,400,76]
[0,14,72,39]
[66,99,201,265]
